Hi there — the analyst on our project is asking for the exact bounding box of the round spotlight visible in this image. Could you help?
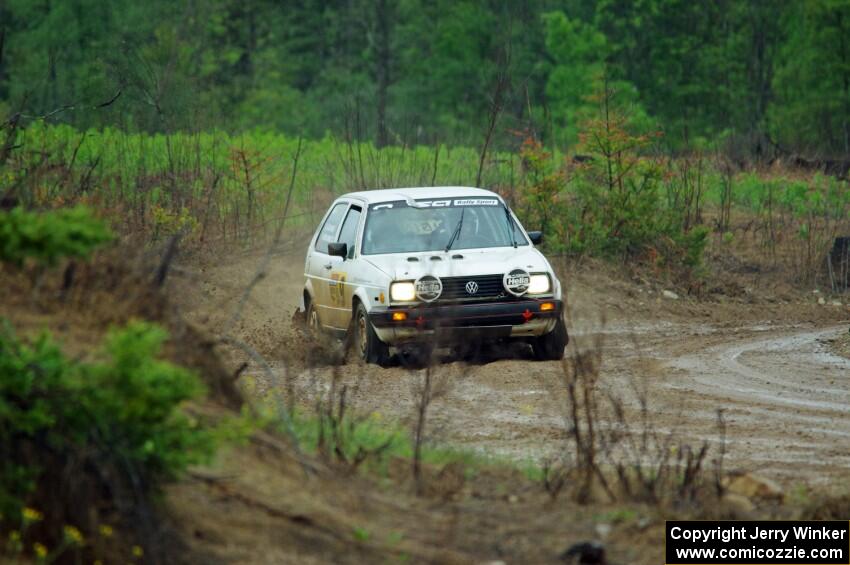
[503,268,531,296]
[414,275,442,302]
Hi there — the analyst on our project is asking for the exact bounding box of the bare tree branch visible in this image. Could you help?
[223,135,303,333]
[96,89,122,108]
[475,28,512,188]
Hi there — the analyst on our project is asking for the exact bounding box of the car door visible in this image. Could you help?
[326,204,363,329]
[306,201,348,329]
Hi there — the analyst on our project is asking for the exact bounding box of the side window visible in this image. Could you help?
[337,206,362,258]
[315,203,348,253]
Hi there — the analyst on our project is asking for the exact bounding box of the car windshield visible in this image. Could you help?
[361,197,528,255]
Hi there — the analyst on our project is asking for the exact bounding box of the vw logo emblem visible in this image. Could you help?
[465,281,479,295]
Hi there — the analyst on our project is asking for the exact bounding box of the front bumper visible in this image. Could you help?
[369,298,563,344]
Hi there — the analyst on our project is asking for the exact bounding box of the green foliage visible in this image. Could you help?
[0,320,214,520]
[0,206,112,267]
[724,172,850,220]
[352,527,371,542]
[289,409,407,475]
[151,205,198,240]
[594,0,783,147]
[0,0,839,154]
[516,137,563,237]
[770,1,850,153]
[75,322,212,480]
[7,123,519,243]
[542,11,607,148]
[283,406,517,479]
[395,0,502,140]
[517,85,707,269]
[0,326,66,515]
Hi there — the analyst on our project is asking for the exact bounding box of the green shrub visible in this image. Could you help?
[0,325,67,516]
[669,225,710,268]
[0,206,112,267]
[516,86,708,270]
[0,320,214,521]
[74,322,213,481]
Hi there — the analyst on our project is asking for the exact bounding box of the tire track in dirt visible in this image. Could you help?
[664,325,850,482]
[276,322,850,484]
[189,246,850,484]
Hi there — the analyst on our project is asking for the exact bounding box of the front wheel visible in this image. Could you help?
[531,318,568,361]
[353,302,391,366]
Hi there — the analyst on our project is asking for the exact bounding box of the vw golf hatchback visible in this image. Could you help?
[302,186,568,364]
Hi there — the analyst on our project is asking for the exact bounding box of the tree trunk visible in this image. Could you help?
[0,27,6,80]
[375,0,391,148]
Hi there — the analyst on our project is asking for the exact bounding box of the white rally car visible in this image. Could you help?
[302,186,568,365]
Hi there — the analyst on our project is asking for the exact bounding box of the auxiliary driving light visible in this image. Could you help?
[540,302,555,312]
[392,312,408,321]
[527,274,551,294]
[390,281,416,301]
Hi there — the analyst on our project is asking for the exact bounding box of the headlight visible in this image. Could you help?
[390,281,416,301]
[527,274,551,294]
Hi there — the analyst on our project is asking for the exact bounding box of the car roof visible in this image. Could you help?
[342,186,503,204]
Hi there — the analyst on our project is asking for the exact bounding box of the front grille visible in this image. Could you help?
[439,274,509,301]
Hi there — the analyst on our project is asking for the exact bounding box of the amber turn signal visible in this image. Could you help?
[539,302,555,312]
[391,311,408,321]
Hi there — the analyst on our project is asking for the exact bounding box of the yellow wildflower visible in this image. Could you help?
[9,530,21,542]
[99,524,114,537]
[132,545,144,557]
[63,525,84,545]
[23,507,43,523]
[33,542,48,558]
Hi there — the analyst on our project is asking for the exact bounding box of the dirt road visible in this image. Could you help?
[186,246,850,485]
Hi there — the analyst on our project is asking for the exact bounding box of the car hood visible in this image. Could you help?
[363,246,553,280]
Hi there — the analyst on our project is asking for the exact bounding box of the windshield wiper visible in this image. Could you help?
[504,205,517,248]
[445,207,465,252]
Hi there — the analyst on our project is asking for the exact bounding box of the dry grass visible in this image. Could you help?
[545,325,730,512]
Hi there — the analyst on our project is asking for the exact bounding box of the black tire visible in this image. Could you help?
[353,302,391,366]
[532,318,568,361]
[398,343,435,368]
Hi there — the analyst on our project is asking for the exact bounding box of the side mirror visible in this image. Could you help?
[327,242,348,259]
[527,231,543,245]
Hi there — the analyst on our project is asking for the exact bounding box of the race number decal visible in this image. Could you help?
[329,272,347,306]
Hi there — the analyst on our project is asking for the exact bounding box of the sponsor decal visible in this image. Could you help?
[503,268,530,296]
[452,198,499,206]
[415,275,442,302]
[329,272,347,305]
[371,198,500,210]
